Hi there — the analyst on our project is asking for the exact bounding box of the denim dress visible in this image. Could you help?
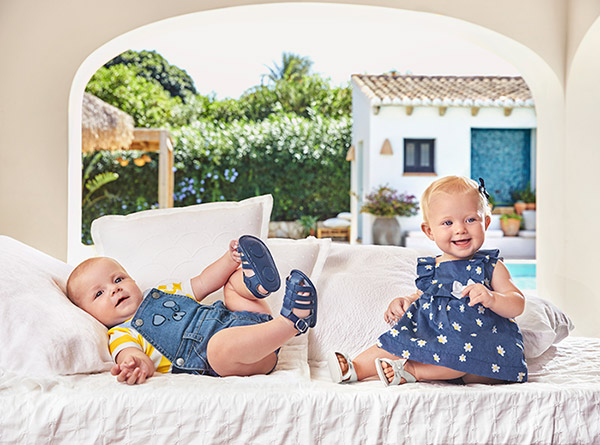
[132,288,273,376]
[377,250,527,382]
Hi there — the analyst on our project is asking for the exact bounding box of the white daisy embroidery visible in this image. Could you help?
[400,326,409,331]
[439,283,443,288]
[431,279,438,285]
[452,322,462,332]
[478,306,486,314]
[423,302,430,309]
[437,335,448,344]
[471,333,478,337]
[417,339,427,347]
[476,319,483,327]
[402,350,410,359]
[446,305,451,311]
[438,322,444,329]
[517,372,526,382]
[413,328,418,332]
[485,255,490,261]
[459,354,466,362]
[429,313,433,320]
[438,305,443,311]
[464,343,473,352]
[497,345,505,357]
[476,266,482,275]
[406,311,413,319]
[459,304,465,313]
[419,258,427,262]
[425,264,433,270]
[435,263,440,268]
[466,265,472,271]
[492,326,498,334]
[410,338,417,342]
[491,364,500,373]
[433,353,440,363]
[390,328,399,337]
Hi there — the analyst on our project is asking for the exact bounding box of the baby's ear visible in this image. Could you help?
[484,215,491,230]
[421,222,434,241]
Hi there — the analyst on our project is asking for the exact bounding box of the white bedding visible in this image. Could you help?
[2,336,599,444]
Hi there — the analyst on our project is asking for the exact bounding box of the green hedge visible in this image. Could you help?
[82,114,351,244]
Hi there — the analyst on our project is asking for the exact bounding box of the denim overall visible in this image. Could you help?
[132,288,273,376]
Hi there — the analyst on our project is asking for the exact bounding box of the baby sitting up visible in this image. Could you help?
[66,235,317,385]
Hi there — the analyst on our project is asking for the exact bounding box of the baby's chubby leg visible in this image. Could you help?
[223,268,272,315]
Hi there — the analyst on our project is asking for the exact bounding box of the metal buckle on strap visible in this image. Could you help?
[295,318,309,333]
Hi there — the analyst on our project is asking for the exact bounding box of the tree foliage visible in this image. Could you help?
[81,50,353,244]
[105,49,197,100]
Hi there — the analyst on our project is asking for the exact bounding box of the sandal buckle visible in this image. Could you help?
[295,318,309,334]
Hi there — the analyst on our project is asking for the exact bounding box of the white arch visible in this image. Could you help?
[65,2,567,326]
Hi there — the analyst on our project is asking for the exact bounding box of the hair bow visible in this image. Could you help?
[478,178,490,200]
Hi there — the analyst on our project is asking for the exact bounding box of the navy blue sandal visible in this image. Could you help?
[280,269,317,336]
[237,235,280,299]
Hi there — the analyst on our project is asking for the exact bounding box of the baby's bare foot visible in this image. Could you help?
[242,268,268,297]
[381,360,409,384]
[336,352,350,376]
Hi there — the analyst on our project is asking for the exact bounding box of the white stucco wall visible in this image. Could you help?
[0,0,599,336]
[353,104,537,243]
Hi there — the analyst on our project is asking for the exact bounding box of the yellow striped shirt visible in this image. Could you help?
[107,280,195,373]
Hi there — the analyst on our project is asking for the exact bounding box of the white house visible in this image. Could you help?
[349,74,537,257]
[2,1,600,336]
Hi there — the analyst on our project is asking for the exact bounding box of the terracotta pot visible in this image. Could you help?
[513,202,527,215]
[500,218,521,236]
[525,203,536,210]
[372,217,401,246]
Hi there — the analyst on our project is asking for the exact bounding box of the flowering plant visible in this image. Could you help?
[360,185,419,217]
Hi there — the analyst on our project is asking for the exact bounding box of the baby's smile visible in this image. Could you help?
[115,296,129,307]
[452,238,471,247]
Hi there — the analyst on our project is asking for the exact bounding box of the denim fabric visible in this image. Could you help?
[378,250,528,383]
[133,289,273,376]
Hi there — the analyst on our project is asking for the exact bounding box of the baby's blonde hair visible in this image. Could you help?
[421,176,491,224]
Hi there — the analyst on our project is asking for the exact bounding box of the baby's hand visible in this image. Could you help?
[462,283,495,308]
[229,239,241,263]
[111,356,152,385]
[384,297,412,324]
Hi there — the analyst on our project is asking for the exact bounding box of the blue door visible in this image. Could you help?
[471,129,532,205]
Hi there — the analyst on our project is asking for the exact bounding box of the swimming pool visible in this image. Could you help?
[505,262,536,290]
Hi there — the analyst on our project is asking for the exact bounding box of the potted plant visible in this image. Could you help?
[361,185,419,245]
[511,183,536,214]
[500,213,523,236]
[297,215,318,237]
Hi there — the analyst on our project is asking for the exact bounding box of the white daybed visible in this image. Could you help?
[1,196,597,444]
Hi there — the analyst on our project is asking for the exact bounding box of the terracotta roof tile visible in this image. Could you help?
[352,74,534,108]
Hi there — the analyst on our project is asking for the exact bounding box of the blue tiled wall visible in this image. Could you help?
[471,129,532,204]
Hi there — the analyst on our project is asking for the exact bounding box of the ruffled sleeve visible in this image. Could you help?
[468,249,500,287]
[415,256,437,293]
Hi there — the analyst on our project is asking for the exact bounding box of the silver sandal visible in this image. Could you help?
[327,351,357,383]
[374,358,417,386]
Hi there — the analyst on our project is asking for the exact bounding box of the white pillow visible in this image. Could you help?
[322,218,351,228]
[337,212,352,221]
[190,237,331,374]
[0,236,113,376]
[308,243,573,362]
[92,195,272,291]
[516,293,574,358]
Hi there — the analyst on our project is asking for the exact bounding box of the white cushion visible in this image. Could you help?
[336,212,352,221]
[516,293,574,358]
[0,236,113,376]
[92,195,272,291]
[322,218,350,228]
[308,243,573,363]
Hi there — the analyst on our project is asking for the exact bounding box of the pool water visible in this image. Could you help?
[505,262,536,290]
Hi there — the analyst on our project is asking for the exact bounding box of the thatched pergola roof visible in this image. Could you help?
[81,93,134,153]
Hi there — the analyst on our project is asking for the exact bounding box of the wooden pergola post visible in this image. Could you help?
[130,128,174,208]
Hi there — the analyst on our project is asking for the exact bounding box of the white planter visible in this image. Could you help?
[522,210,536,231]
[489,214,501,230]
